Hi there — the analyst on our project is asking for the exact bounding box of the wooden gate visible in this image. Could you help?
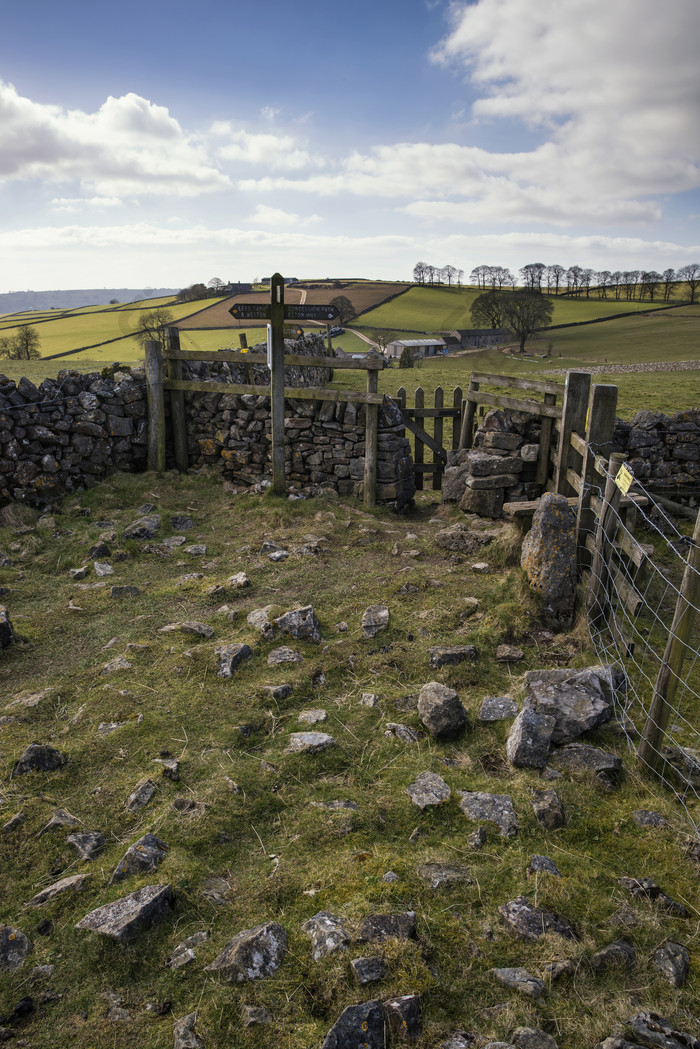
[393,385,463,490]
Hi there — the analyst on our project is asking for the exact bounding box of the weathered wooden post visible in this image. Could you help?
[458,375,479,449]
[452,386,463,451]
[166,327,188,472]
[576,383,618,565]
[586,451,625,623]
[639,508,700,774]
[364,366,379,508]
[269,273,286,495]
[145,340,166,473]
[536,391,557,487]
[555,371,591,495]
[432,386,444,490]
[414,387,425,489]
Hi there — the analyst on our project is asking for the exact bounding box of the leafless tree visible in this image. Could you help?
[678,263,700,304]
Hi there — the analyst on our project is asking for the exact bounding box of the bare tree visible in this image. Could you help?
[138,308,174,354]
[520,263,546,292]
[662,268,676,301]
[0,325,41,360]
[545,264,565,295]
[413,261,428,285]
[678,263,700,304]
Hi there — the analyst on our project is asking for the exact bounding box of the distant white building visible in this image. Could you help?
[385,337,447,359]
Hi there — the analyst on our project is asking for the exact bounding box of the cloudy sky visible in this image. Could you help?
[1,0,699,291]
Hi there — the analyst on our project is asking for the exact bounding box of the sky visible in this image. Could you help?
[1,0,700,292]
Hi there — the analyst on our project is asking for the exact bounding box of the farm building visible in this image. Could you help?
[385,337,447,359]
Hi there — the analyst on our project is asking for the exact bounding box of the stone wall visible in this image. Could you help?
[613,409,700,494]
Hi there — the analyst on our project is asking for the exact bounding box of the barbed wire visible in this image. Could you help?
[582,454,700,839]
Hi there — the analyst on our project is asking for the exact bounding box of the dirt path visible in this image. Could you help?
[541,359,700,376]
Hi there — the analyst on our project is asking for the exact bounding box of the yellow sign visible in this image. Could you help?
[615,463,634,494]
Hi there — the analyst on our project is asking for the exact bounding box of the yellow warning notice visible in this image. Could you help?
[615,463,634,494]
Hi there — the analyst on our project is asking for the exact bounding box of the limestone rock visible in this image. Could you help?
[591,939,636,970]
[27,873,88,907]
[0,926,32,969]
[550,743,623,787]
[37,808,80,835]
[418,681,467,740]
[406,771,451,809]
[499,896,576,941]
[511,1029,560,1049]
[320,1000,386,1049]
[173,1012,204,1049]
[274,605,321,643]
[362,604,389,639]
[520,494,577,622]
[13,744,66,776]
[479,696,518,722]
[496,644,524,662]
[301,912,350,961]
[110,833,169,884]
[356,912,416,943]
[167,931,210,970]
[0,606,15,649]
[216,643,252,677]
[434,522,500,552]
[384,993,422,1042]
[285,732,336,754]
[531,788,566,830]
[123,514,161,540]
[528,855,562,878]
[268,646,303,665]
[75,884,174,944]
[125,778,156,813]
[623,1012,700,1049]
[651,941,689,987]
[241,1004,271,1027]
[204,921,287,981]
[67,831,106,861]
[298,708,326,724]
[525,667,613,743]
[459,790,518,837]
[429,645,478,668]
[632,810,669,828]
[506,709,555,768]
[351,956,388,985]
[417,862,472,890]
[490,967,544,998]
[616,877,690,917]
[101,655,133,675]
[385,723,422,743]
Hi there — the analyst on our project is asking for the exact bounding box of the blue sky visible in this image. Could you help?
[1,0,699,291]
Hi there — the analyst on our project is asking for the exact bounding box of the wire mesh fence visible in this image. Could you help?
[581,453,700,839]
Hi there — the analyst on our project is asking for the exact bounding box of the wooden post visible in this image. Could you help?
[395,387,406,413]
[364,369,379,508]
[639,508,700,774]
[239,332,254,385]
[269,273,286,495]
[555,371,591,494]
[576,383,618,566]
[414,386,424,490]
[452,386,462,450]
[167,327,188,472]
[145,340,166,473]
[433,386,444,490]
[458,375,478,449]
[536,391,556,487]
[586,452,625,623]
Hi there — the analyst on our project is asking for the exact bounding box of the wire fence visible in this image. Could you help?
[582,453,700,839]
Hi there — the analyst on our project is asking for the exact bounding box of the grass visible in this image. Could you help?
[0,472,697,1048]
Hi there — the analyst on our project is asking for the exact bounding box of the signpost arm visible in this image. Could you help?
[270,273,286,494]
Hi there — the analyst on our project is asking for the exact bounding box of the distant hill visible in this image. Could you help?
[0,287,179,313]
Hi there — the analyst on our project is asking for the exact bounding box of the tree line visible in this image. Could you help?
[468,262,700,304]
[413,262,465,286]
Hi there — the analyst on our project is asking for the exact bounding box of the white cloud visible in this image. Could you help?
[0,80,229,197]
[246,204,321,227]
[212,122,320,171]
[260,106,280,121]
[50,195,123,212]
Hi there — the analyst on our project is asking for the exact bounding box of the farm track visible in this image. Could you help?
[542,359,700,375]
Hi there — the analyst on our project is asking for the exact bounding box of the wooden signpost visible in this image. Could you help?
[229,273,339,495]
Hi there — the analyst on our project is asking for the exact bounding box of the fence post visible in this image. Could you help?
[452,386,462,451]
[269,273,286,495]
[638,508,700,774]
[586,452,625,623]
[363,369,379,508]
[145,340,166,473]
[536,391,556,487]
[576,383,618,565]
[433,386,443,490]
[555,371,591,494]
[167,327,188,472]
[414,387,424,489]
[458,375,478,449]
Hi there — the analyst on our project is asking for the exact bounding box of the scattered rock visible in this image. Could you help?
[356,912,416,943]
[125,778,156,813]
[520,494,577,623]
[12,744,66,776]
[204,921,287,981]
[2,812,24,834]
[506,709,555,768]
[632,809,669,828]
[385,723,422,743]
[499,897,576,941]
[479,696,518,722]
[0,927,32,969]
[459,791,518,837]
[361,604,389,638]
[298,708,327,724]
[216,643,253,676]
[171,798,206,817]
[101,655,133,675]
[173,1012,204,1049]
[511,1029,560,1049]
[274,605,321,643]
[528,855,562,878]
[496,645,524,662]
[417,862,472,889]
[241,1004,271,1027]
[285,732,337,754]
[468,827,487,850]
[651,941,689,987]
[351,956,388,985]
[75,884,174,944]
[111,585,141,598]
[384,993,422,1042]
[418,681,467,740]
[167,931,210,970]
[490,967,544,998]
[550,743,623,787]
[70,565,90,580]
[301,912,350,961]
[406,771,451,809]
[311,799,359,812]
[531,788,566,830]
[615,877,690,917]
[123,514,161,540]
[591,939,636,970]
[110,833,169,884]
[320,1000,385,1049]
[66,831,106,861]
[525,667,613,743]
[155,757,180,781]
[94,561,114,577]
[267,646,303,665]
[26,873,88,907]
[37,808,80,835]
[429,645,478,668]
[471,562,490,573]
[622,1012,700,1049]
